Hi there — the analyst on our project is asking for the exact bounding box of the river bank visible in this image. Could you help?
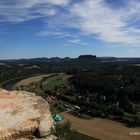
[0,74,42,90]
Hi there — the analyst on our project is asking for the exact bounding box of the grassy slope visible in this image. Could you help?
[42,73,69,91]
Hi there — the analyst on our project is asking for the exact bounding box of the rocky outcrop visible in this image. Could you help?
[0,89,55,140]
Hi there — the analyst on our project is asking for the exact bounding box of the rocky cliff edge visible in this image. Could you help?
[0,89,55,140]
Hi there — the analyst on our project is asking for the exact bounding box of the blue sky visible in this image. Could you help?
[0,0,140,59]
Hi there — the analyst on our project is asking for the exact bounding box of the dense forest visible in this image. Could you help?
[68,69,140,126]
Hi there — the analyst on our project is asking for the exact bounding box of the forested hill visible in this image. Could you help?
[1,55,140,84]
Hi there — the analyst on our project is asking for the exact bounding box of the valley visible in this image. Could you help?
[0,55,140,140]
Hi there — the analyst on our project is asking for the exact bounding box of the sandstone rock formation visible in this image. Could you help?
[0,89,55,140]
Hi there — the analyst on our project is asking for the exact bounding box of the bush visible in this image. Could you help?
[51,121,72,140]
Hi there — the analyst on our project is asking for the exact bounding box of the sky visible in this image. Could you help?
[0,0,140,59]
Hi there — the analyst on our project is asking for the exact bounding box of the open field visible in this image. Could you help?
[60,112,140,140]
[42,73,69,91]
[13,74,51,88]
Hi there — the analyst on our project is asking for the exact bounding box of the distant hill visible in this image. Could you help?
[78,55,96,59]
[0,57,71,63]
[1,55,140,64]
[99,57,140,63]
[0,55,96,63]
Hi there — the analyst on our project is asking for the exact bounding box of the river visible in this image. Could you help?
[1,74,40,90]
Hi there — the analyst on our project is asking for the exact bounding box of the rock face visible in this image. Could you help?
[0,89,55,140]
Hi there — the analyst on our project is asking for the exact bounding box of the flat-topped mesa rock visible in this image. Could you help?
[0,89,55,140]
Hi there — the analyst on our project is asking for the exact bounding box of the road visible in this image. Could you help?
[60,112,140,140]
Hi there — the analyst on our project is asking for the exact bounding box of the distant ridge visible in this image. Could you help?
[1,55,140,63]
[78,55,96,59]
[0,55,96,63]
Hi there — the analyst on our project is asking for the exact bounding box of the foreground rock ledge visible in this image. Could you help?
[0,89,55,140]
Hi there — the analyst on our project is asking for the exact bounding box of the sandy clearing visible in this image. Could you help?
[60,112,140,140]
[134,64,140,66]
[13,74,52,88]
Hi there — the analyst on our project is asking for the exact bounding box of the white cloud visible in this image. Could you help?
[18,0,69,8]
[38,30,72,38]
[68,38,88,46]
[70,0,140,44]
[0,0,69,22]
[46,0,69,6]
[0,0,140,46]
[38,0,140,45]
